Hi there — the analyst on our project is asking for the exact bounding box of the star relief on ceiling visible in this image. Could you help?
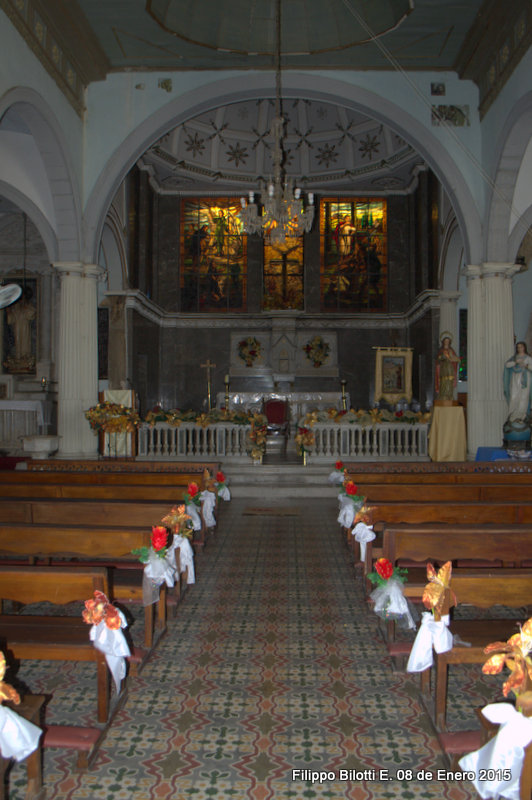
[359,133,381,160]
[226,143,248,167]
[184,130,206,158]
[316,143,339,168]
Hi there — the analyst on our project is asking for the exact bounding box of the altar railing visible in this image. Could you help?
[309,422,430,461]
[138,422,250,460]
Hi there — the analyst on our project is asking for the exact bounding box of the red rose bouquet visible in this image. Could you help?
[132,525,170,563]
[367,557,408,588]
[185,481,201,506]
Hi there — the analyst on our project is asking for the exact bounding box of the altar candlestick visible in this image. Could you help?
[340,379,347,411]
[200,358,217,411]
[224,374,230,409]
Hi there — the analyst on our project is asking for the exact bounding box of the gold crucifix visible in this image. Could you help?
[200,359,216,410]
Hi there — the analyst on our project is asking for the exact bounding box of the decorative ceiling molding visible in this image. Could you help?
[115,289,439,330]
[455,0,531,117]
[0,0,109,115]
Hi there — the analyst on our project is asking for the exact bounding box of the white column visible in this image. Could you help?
[482,263,518,441]
[466,262,518,457]
[438,291,461,342]
[466,265,485,457]
[54,262,103,458]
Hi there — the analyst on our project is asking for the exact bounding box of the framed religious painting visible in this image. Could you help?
[373,347,413,405]
[320,198,387,312]
[180,198,247,312]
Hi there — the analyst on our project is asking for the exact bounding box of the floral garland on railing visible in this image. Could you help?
[299,407,432,428]
[238,336,261,367]
[143,406,252,428]
[295,426,315,455]
[303,335,330,368]
[248,413,267,460]
[85,402,141,434]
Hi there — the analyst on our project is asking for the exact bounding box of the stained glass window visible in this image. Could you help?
[320,198,387,312]
[263,236,304,310]
[180,199,246,312]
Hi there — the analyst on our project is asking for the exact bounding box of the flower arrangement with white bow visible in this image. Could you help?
[82,590,130,692]
[214,470,231,501]
[407,562,455,672]
[459,618,532,799]
[368,557,414,629]
[132,526,177,605]
[0,652,42,762]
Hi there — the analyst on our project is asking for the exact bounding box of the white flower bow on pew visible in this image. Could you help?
[167,535,195,585]
[337,494,356,528]
[200,490,217,528]
[351,521,376,562]
[406,612,453,672]
[83,592,131,693]
[186,503,202,531]
[459,703,532,800]
[0,653,41,762]
[0,706,41,761]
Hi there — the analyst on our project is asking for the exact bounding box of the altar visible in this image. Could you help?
[216,391,349,421]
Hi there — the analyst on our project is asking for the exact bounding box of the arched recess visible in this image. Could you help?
[0,87,81,262]
[0,180,58,262]
[83,72,482,268]
[99,208,129,293]
[486,91,532,264]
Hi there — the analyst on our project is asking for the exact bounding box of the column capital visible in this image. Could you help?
[52,261,84,277]
[481,262,521,280]
[437,291,461,303]
[464,264,482,281]
[52,262,105,281]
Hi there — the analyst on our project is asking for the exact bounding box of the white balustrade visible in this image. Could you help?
[309,422,429,461]
[138,422,251,461]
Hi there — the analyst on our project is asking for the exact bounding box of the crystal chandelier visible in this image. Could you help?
[239,0,314,245]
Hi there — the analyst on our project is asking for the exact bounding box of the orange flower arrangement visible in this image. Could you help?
[483,618,532,710]
[82,590,121,630]
[0,652,20,705]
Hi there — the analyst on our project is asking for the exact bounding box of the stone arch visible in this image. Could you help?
[84,72,482,266]
[486,91,532,263]
[0,180,58,262]
[0,87,81,262]
[99,205,129,292]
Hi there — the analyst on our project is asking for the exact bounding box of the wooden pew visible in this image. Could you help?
[0,524,189,649]
[427,569,532,731]
[374,524,532,644]
[0,566,117,724]
[343,464,532,485]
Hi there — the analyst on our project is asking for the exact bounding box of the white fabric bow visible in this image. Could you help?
[371,577,415,629]
[352,522,375,562]
[142,549,176,605]
[90,608,131,693]
[328,470,345,485]
[186,502,202,531]
[406,612,453,672]
[167,535,195,584]
[337,494,355,528]
[217,485,231,501]
[200,490,217,528]
[0,705,41,761]
[459,703,532,799]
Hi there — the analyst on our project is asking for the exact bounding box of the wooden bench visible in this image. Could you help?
[0,498,209,552]
[0,566,118,724]
[428,569,532,731]
[343,464,532,484]
[349,482,532,502]
[0,524,191,649]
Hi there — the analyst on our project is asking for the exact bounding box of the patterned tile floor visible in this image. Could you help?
[6,498,501,799]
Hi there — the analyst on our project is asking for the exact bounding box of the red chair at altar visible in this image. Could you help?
[262,398,290,455]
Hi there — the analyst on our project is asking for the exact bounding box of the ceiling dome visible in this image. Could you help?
[142,98,423,193]
[147,0,413,55]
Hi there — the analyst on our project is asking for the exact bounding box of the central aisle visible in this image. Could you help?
[25,497,482,800]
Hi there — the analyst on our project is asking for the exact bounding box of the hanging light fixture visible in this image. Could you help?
[239,0,314,245]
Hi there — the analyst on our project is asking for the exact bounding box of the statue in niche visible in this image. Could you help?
[434,332,460,405]
[503,341,532,426]
[3,285,36,373]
